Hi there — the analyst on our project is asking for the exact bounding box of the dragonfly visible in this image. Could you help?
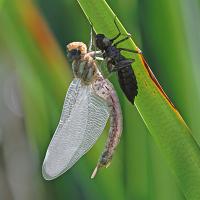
[42,41,123,180]
[90,17,142,105]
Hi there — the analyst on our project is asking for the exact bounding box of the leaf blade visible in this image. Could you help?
[77,0,200,199]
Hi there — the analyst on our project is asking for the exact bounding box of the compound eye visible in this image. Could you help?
[67,49,81,60]
[72,49,80,55]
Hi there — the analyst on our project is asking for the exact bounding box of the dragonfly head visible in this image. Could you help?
[66,42,87,61]
[96,34,112,50]
[67,49,81,61]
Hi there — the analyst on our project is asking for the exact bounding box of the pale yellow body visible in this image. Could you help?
[66,42,122,178]
[67,42,98,84]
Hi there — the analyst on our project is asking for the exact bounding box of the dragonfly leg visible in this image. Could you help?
[88,21,96,52]
[86,50,103,59]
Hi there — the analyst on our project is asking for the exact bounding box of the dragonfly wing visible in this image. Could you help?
[55,78,82,133]
[42,80,110,180]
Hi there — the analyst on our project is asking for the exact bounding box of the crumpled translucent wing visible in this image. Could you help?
[42,79,110,180]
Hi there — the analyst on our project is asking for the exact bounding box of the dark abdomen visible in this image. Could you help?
[118,66,138,104]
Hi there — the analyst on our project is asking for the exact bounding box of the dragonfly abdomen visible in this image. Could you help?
[100,87,122,165]
[91,78,123,178]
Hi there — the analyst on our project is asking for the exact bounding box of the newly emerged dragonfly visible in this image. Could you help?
[42,42,122,180]
[90,17,141,104]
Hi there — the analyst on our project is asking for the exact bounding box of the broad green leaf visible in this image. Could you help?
[0,0,3,8]
[77,0,200,199]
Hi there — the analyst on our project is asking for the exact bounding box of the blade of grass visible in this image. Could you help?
[77,0,200,199]
[0,0,4,8]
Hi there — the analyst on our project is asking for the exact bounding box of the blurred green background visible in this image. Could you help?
[0,0,200,199]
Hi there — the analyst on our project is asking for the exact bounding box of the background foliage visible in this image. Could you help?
[0,0,200,200]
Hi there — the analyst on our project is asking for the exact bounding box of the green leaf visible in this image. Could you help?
[0,0,3,8]
[77,0,200,199]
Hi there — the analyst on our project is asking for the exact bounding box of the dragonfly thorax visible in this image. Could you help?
[67,42,99,84]
[72,54,98,84]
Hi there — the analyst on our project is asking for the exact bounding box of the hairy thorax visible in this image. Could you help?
[72,54,98,84]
